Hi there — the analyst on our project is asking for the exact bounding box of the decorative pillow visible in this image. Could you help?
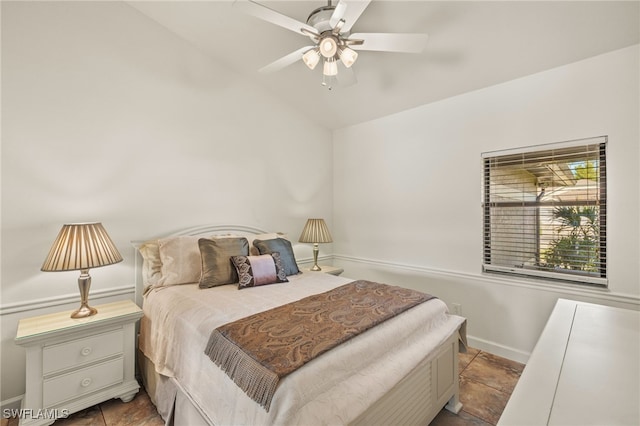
[231,253,288,289]
[253,237,300,276]
[138,240,162,287]
[157,236,203,286]
[199,237,249,288]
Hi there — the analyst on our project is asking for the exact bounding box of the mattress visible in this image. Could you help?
[139,272,464,425]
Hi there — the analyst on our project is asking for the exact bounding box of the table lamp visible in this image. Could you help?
[298,218,333,271]
[41,222,123,318]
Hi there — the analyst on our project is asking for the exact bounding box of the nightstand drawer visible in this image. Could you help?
[43,356,124,407]
[43,328,123,375]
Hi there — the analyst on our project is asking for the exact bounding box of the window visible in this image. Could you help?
[482,137,607,286]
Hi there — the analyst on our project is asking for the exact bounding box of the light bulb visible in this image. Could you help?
[339,46,358,68]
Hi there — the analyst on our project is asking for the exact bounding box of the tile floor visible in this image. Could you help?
[1,391,163,426]
[2,347,524,426]
[431,347,525,425]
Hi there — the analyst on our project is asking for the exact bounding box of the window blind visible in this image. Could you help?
[482,136,607,286]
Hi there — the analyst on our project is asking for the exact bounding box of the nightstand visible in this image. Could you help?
[302,265,344,276]
[15,299,143,426]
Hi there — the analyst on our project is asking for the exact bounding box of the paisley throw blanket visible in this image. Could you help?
[204,280,435,411]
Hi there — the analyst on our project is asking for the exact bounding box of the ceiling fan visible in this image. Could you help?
[234,0,429,88]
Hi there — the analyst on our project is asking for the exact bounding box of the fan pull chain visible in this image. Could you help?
[322,74,334,90]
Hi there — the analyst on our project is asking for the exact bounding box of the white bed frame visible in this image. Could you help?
[132,224,463,426]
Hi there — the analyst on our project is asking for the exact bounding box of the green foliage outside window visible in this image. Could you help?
[543,206,599,272]
[572,160,599,180]
[543,160,601,273]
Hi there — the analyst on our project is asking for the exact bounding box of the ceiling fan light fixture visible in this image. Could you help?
[302,48,321,70]
[339,46,358,68]
[239,0,429,90]
[323,58,338,76]
[319,36,338,58]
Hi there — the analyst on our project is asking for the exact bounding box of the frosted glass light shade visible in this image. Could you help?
[319,37,338,58]
[339,46,358,68]
[303,49,320,70]
[323,59,338,76]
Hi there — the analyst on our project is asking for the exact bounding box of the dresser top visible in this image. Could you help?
[550,300,639,425]
[16,299,142,343]
[499,298,639,426]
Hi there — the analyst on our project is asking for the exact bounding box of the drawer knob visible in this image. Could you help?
[80,378,92,387]
[81,347,92,356]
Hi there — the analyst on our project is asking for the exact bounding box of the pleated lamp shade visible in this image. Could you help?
[42,223,123,272]
[298,219,333,244]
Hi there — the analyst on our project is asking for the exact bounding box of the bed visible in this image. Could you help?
[133,224,466,425]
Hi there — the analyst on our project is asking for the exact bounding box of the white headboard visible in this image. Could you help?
[131,224,270,307]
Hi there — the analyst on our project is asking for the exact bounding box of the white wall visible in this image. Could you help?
[0,2,332,403]
[333,45,640,361]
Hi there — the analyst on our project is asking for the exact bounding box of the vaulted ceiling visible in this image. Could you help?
[128,1,640,129]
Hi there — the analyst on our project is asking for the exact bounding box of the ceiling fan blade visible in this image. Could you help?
[330,0,371,33]
[258,46,315,74]
[349,33,429,53]
[234,0,320,38]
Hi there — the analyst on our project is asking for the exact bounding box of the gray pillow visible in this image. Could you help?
[253,237,300,276]
[198,237,249,288]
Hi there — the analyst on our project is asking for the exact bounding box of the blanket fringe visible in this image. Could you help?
[205,330,279,411]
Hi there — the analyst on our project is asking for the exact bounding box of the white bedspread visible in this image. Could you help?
[139,272,464,425]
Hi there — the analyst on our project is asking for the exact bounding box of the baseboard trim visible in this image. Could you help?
[467,335,531,364]
[0,286,135,316]
[295,255,332,269]
[1,394,23,416]
[333,254,640,307]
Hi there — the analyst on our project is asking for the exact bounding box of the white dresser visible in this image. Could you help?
[15,300,143,426]
[499,298,640,426]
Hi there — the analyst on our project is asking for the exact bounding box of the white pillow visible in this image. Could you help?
[157,236,203,286]
[138,240,162,287]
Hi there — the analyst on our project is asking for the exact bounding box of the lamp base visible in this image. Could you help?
[71,269,98,319]
[71,304,98,319]
[311,243,322,271]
